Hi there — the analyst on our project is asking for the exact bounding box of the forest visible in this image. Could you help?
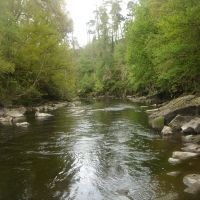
[0,0,200,106]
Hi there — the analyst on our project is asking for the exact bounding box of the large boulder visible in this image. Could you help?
[169,115,193,131]
[183,174,200,195]
[181,117,200,134]
[149,95,200,125]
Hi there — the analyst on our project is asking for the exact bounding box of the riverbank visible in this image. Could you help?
[137,94,200,195]
[0,101,78,127]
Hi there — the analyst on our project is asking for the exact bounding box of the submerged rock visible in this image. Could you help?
[161,126,173,136]
[181,117,200,134]
[172,151,199,161]
[169,115,193,131]
[116,189,129,196]
[167,171,181,177]
[183,174,200,195]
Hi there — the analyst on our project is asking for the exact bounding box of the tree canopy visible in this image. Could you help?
[76,0,200,98]
[0,0,75,105]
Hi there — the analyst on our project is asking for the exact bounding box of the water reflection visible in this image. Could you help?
[0,100,199,200]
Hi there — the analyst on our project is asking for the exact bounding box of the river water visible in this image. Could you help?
[0,100,199,200]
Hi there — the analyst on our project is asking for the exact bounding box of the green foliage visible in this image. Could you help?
[76,0,130,97]
[0,0,76,105]
[150,0,200,93]
[126,0,200,95]
[76,0,200,97]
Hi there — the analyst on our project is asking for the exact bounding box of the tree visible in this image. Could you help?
[0,0,76,105]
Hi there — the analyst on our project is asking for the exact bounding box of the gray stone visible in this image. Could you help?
[146,108,159,114]
[182,135,200,144]
[183,174,200,187]
[169,115,193,131]
[161,126,173,136]
[181,144,200,153]
[172,151,199,161]
[0,116,13,125]
[35,111,53,117]
[167,171,181,177]
[181,117,200,134]
[184,183,200,195]
[168,157,182,164]
[5,107,26,118]
[183,174,200,195]
[16,122,29,127]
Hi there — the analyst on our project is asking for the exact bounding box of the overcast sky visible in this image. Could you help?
[67,0,130,47]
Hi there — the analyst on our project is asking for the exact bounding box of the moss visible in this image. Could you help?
[151,116,164,130]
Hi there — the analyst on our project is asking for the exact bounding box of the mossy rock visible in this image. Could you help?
[151,116,164,130]
[149,95,200,124]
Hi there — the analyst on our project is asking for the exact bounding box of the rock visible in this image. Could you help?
[161,126,173,136]
[183,174,200,195]
[183,174,200,187]
[149,95,200,125]
[150,116,164,130]
[168,157,182,164]
[128,96,149,104]
[116,189,129,196]
[16,122,29,127]
[73,101,81,106]
[35,111,53,117]
[146,108,159,114]
[0,116,13,125]
[169,115,193,131]
[184,183,200,195]
[0,109,5,117]
[5,107,26,118]
[140,105,149,109]
[181,117,200,134]
[172,151,199,161]
[181,144,200,153]
[182,135,200,144]
[167,171,181,177]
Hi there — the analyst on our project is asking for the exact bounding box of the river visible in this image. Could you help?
[0,100,199,200]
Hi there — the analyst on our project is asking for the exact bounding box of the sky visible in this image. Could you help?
[67,0,130,47]
[67,0,102,46]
